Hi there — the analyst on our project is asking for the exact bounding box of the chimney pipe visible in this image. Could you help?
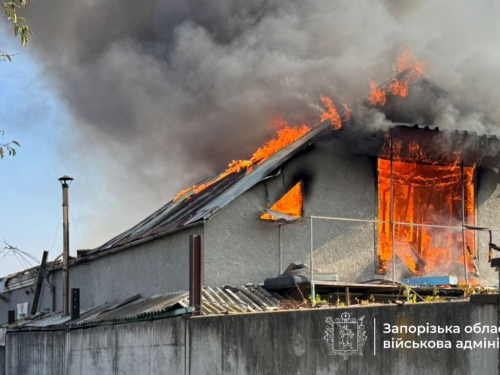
[58,175,73,316]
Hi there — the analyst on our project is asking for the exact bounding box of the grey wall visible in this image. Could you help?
[477,167,500,286]
[5,302,498,375]
[0,285,37,327]
[0,226,202,326]
[53,225,202,311]
[204,136,378,286]
[204,136,500,287]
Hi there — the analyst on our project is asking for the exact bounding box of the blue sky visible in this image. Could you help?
[0,26,179,278]
[0,28,86,276]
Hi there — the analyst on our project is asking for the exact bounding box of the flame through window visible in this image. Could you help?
[377,158,476,277]
[261,181,303,221]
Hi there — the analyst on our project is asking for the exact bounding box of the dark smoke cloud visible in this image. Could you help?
[11,0,500,247]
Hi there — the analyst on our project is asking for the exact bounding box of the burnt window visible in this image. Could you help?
[377,135,476,278]
[261,181,303,221]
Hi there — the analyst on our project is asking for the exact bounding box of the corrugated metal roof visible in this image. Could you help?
[93,121,332,252]
[6,285,282,330]
[397,123,500,140]
[0,259,63,292]
[94,111,500,255]
[93,120,500,255]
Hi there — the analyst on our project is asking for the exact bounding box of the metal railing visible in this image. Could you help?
[308,215,499,302]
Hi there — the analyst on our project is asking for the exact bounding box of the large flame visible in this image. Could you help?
[174,120,310,201]
[369,81,387,106]
[320,95,342,129]
[174,96,345,202]
[369,49,425,106]
[377,146,476,277]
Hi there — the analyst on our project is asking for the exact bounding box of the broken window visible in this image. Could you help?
[261,181,303,221]
[377,156,476,277]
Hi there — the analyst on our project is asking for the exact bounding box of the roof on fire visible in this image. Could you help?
[91,125,500,256]
[3,72,500,285]
[82,71,500,257]
[92,119,333,253]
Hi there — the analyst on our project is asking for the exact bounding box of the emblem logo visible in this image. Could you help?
[324,312,367,359]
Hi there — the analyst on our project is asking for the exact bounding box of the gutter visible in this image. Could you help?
[43,274,56,312]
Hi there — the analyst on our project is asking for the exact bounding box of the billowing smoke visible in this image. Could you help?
[12,0,500,247]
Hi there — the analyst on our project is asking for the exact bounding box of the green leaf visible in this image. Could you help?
[11,141,20,147]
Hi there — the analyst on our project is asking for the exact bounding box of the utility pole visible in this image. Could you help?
[58,175,73,316]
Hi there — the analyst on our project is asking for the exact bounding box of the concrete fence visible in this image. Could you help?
[3,301,499,375]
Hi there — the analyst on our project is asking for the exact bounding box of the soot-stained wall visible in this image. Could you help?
[204,135,378,285]
[203,134,500,287]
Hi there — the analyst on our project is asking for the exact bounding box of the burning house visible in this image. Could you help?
[1,56,500,327]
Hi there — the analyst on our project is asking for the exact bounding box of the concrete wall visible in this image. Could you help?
[5,302,498,375]
[477,167,500,286]
[0,226,202,326]
[0,285,36,327]
[50,225,202,311]
[204,136,378,286]
[204,136,500,286]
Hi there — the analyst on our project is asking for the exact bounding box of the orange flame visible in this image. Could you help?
[320,95,342,130]
[377,142,476,276]
[174,120,310,201]
[388,79,409,98]
[393,47,425,78]
[369,48,425,106]
[369,81,387,106]
[174,94,346,203]
[260,181,303,220]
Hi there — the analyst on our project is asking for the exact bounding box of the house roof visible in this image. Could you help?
[4,71,500,282]
[82,70,500,257]
[93,120,333,253]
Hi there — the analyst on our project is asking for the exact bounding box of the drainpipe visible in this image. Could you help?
[44,273,55,313]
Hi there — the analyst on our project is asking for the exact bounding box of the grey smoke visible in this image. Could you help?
[11,0,500,247]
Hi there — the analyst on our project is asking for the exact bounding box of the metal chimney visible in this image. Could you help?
[58,175,73,316]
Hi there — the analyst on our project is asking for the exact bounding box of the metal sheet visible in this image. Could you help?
[8,284,282,330]
[94,121,332,252]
